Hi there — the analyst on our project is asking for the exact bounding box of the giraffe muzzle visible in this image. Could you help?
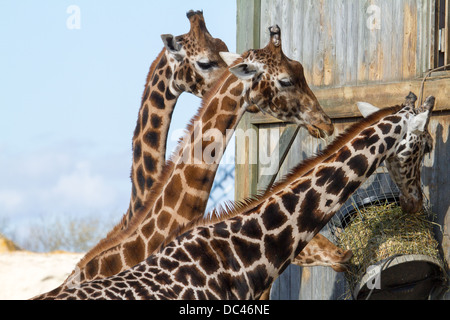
[305,121,334,139]
[400,193,423,214]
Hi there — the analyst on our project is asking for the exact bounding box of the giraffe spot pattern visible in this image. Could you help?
[150,114,162,129]
[325,167,348,195]
[142,105,149,127]
[163,174,182,207]
[338,181,361,205]
[150,91,165,110]
[347,154,369,176]
[231,235,261,266]
[262,202,287,231]
[184,166,212,190]
[385,137,396,150]
[281,192,299,213]
[157,210,172,230]
[100,253,123,277]
[123,236,146,267]
[297,189,323,232]
[336,146,351,162]
[378,122,392,134]
[199,245,222,274]
[133,141,142,163]
[136,165,145,192]
[143,153,157,173]
[144,130,160,149]
[264,226,294,269]
[241,218,263,239]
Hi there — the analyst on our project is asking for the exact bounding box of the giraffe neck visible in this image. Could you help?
[49,106,406,300]
[127,48,180,227]
[56,49,181,284]
[77,71,248,280]
[198,106,405,299]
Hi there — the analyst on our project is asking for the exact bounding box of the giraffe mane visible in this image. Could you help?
[159,104,404,249]
[142,48,166,104]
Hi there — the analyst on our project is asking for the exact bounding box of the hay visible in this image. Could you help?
[335,202,443,293]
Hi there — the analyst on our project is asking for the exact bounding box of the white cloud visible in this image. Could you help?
[0,144,130,226]
[47,161,117,210]
[0,190,23,212]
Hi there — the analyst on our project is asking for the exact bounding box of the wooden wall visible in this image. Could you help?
[235,0,450,299]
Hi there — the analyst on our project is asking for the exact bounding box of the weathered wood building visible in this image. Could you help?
[235,0,449,299]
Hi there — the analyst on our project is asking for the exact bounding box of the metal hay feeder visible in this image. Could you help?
[328,165,447,300]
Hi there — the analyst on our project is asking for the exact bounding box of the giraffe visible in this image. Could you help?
[47,93,435,300]
[292,233,353,272]
[107,10,229,238]
[33,25,335,299]
[259,233,353,300]
[30,10,228,300]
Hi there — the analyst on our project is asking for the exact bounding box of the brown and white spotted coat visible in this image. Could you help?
[50,93,435,300]
[259,233,352,300]
[30,10,229,299]
[73,24,333,278]
[34,25,335,299]
[112,10,229,233]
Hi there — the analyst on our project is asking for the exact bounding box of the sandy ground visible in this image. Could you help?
[0,251,84,300]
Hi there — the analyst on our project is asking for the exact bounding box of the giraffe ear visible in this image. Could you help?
[229,62,261,80]
[357,102,380,118]
[411,111,430,132]
[161,34,185,61]
[219,52,242,66]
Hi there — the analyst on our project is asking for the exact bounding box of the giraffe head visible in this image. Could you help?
[358,93,434,214]
[161,10,229,98]
[220,25,334,138]
[293,233,353,272]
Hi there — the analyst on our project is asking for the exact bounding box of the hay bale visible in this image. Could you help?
[335,202,444,297]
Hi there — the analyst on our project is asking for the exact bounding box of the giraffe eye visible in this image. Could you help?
[279,78,293,87]
[197,61,218,70]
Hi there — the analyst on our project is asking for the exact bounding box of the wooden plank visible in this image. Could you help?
[334,0,347,86]
[367,0,382,82]
[306,0,321,86]
[314,76,450,118]
[346,0,358,84]
[431,0,438,67]
[236,0,261,53]
[416,0,426,75]
[234,113,259,201]
[322,0,335,87]
[402,0,418,79]
[392,0,405,81]
[356,0,368,84]
[257,124,280,181]
[291,0,304,62]
[257,125,300,192]
[379,0,392,81]
[235,0,261,202]
[281,0,294,55]
[247,77,450,123]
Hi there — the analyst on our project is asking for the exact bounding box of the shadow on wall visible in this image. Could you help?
[421,120,450,299]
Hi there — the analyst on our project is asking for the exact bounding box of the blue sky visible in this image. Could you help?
[0,1,237,242]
